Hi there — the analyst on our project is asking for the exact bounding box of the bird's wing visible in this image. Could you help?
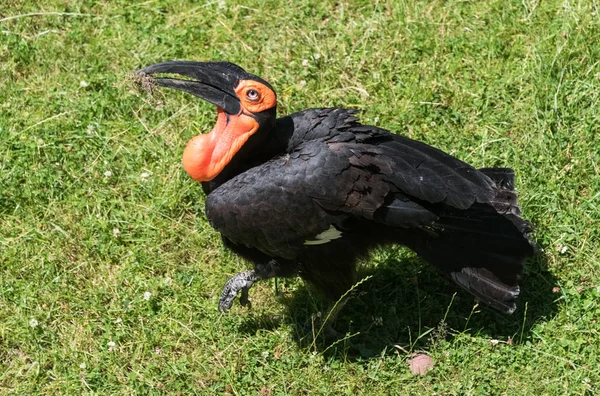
[284,109,497,213]
[327,126,497,209]
[307,126,498,226]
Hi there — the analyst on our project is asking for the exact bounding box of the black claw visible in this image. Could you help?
[218,296,234,312]
[218,285,237,312]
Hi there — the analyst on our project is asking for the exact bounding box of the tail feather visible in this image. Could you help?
[413,167,534,314]
[450,267,520,313]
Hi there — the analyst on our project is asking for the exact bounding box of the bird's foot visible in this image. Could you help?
[310,315,343,340]
[307,299,348,340]
[218,270,258,312]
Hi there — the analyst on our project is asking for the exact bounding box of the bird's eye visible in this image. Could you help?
[246,89,260,102]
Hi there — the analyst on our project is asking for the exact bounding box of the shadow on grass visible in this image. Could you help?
[238,249,558,361]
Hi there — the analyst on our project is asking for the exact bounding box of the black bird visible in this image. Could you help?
[135,61,534,325]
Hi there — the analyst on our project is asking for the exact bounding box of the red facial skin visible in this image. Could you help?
[182,80,276,182]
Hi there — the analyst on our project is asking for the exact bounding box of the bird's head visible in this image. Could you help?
[135,61,277,182]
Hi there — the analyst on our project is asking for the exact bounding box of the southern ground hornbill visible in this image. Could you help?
[134,61,534,328]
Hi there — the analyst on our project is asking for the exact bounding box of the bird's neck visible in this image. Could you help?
[201,116,291,194]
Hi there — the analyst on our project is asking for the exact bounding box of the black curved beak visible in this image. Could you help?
[135,61,249,115]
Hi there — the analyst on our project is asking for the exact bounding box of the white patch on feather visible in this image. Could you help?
[304,226,343,245]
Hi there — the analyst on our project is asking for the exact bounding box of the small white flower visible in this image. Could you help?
[313,53,321,60]
[113,228,120,237]
[262,351,269,358]
[79,363,86,369]
[155,348,162,355]
[302,59,309,67]
[557,244,568,254]
[29,318,39,328]
[164,277,172,286]
[80,80,89,88]
[107,341,116,351]
[115,317,122,324]
[141,172,151,179]
[299,80,307,87]
[104,170,112,178]
[143,291,152,301]
[430,121,437,127]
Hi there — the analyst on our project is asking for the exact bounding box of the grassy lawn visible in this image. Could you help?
[1,0,599,393]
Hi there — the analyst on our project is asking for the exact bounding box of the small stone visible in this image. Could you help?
[408,354,434,375]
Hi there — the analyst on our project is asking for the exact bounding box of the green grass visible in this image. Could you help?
[1,0,599,393]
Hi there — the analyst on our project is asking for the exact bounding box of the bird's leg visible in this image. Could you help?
[314,299,348,340]
[218,259,297,312]
[218,270,259,312]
